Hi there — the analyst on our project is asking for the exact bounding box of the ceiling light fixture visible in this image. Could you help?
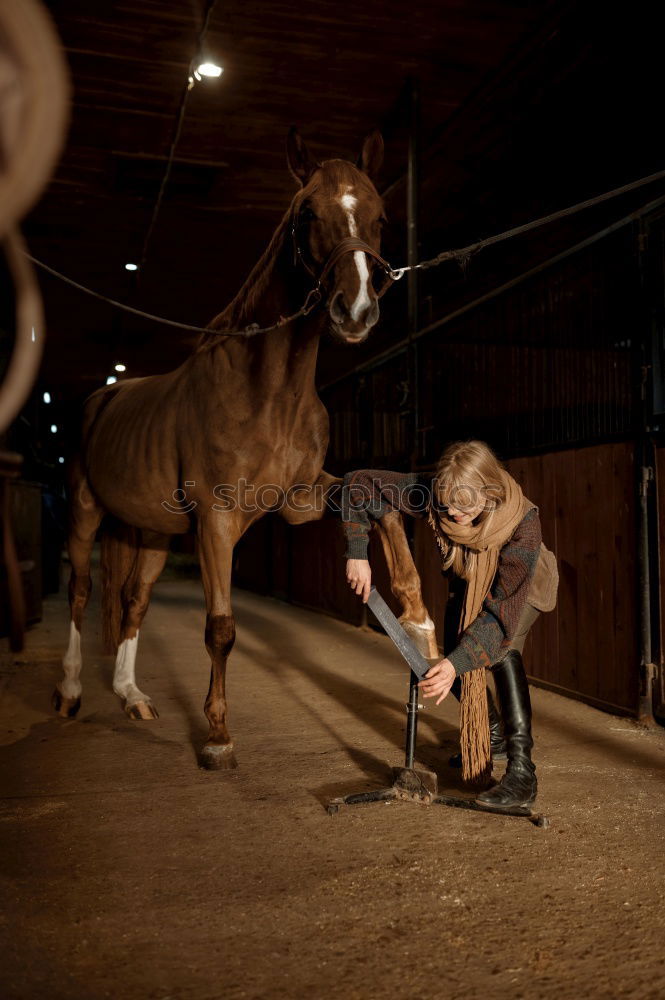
[125,263,138,272]
[50,424,57,433]
[106,375,118,385]
[194,61,223,79]
[114,363,126,372]
[58,457,65,464]
[43,391,51,404]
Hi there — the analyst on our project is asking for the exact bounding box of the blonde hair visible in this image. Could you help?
[433,440,506,579]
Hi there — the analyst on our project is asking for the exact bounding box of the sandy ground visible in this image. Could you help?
[1,564,664,1000]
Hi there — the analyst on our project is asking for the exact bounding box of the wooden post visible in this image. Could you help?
[636,219,658,725]
[406,76,420,469]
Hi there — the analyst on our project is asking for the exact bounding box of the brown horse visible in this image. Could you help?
[54,129,437,768]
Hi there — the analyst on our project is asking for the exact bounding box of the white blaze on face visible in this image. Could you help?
[59,620,82,699]
[339,187,371,323]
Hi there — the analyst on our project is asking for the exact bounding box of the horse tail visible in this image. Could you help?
[100,518,141,653]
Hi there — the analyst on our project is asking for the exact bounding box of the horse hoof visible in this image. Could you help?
[52,689,81,718]
[399,618,439,659]
[200,744,238,770]
[125,700,159,720]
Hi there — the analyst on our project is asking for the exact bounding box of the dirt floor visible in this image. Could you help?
[1,562,664,1000]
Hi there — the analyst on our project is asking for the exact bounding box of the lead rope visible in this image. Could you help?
[24,163,665,336]
[24,236,395,339]
[23,251,325,338]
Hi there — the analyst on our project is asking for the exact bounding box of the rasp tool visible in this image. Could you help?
[366,586,432,679]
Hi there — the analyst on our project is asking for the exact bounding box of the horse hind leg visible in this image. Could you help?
[112,531,169,720]
[54,471,103,718]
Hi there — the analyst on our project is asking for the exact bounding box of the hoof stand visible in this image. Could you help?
[328,766,542,821]
[124,700,159,720]
[200,744,238,770]
[52,689,81,719]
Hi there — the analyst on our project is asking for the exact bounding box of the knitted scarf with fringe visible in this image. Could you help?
[426,470,534,783]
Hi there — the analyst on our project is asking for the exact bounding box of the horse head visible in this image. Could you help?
[287,128,386,344]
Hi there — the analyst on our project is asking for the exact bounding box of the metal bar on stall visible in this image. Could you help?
[636,218,657,724]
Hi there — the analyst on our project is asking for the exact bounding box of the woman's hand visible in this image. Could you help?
[419,658,456,705]
[346,558,372,603]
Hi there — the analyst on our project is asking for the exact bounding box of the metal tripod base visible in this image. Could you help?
[327,661,549,826]
[328,765,547,824]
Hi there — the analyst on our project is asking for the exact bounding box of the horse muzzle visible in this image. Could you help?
[328,289,379,343]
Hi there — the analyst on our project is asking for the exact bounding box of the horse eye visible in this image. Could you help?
[300,205,317,223]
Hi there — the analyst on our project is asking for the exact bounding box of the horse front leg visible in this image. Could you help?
[197,514,240,770]
[112,531,169,720]
[371,512,439,659]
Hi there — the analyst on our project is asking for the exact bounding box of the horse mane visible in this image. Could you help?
[197,207,294,349]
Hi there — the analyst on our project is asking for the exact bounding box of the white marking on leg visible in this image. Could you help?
[338,186,372,323]
[112,633,151,707]
[59,621,82,699]
[402,616,436,631]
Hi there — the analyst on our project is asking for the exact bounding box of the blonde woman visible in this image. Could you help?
[342,440,557,810]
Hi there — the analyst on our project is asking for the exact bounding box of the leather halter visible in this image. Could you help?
[291,222,396,302]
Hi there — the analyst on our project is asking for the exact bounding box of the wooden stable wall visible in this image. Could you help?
[234,439,640,715]
[507,444,638,713]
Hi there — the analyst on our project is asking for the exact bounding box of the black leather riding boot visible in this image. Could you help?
[476,649,537,809]
[448,679,507,767]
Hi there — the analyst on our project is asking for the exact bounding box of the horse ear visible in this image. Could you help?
[357,130,384,180]
[287,127,318,187]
